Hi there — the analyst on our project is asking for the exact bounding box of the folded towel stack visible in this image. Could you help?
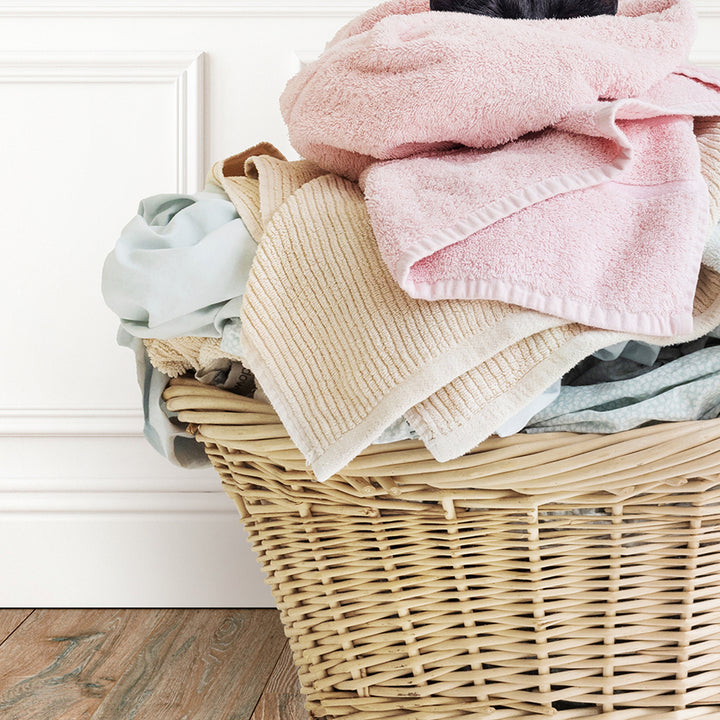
[220,149,720,481]
[281,0,720,336]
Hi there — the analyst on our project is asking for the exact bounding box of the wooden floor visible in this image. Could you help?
[0,609,308,720]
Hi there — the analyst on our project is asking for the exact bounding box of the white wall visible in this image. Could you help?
[0,0,718,607]
[0,0,377,607]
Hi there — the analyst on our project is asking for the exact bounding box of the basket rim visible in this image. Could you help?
[163,377,720,500]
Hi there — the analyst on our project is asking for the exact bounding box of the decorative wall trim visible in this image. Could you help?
[0,51,204,192]
[0,408,143,436]
[0,1,374,17]
[689,50,720,67]
[176,53,205,195]
[0,493,272,607]
[695,0,720,17]
[0,490,235,514]
[0,1,716,16]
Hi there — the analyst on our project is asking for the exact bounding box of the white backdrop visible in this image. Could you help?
[0,0,718,607]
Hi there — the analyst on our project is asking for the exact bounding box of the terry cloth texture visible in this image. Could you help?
[697,116,720,225]
[280,0,720,336]
[144,336,239,378]
[206,148,720,482]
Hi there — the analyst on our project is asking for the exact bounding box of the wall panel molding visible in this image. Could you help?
[0,51,204,192]
[0,489,272,607]
[0,489,234,515]
[0,1,374,17]
[694,0,720,16]
[0,50,204,440]
[0,408,143,436]
[0,435,212,486]
[0,433,271,607]
[689,50,720,67]
[0,1,716,16]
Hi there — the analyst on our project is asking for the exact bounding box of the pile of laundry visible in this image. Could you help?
[103,0,720,481]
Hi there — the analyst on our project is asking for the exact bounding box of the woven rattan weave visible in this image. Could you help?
[165,377,720,719]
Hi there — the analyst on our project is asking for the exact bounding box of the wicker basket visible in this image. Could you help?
[165,376,720,719]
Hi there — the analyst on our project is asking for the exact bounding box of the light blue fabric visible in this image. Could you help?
[374,416,418,444]
[592,340,660,366]
[493,380,561,437]
[220,317,245,356]
[102,190,256,351]
[525,344,720,434]
[103,187,259,468]
[592,341,628,362]
[118,328,210,468]
[563,334,718,386]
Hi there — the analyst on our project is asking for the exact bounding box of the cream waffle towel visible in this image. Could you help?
[190,141,720,482]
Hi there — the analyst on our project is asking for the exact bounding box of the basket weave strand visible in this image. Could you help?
[165,378,720,719]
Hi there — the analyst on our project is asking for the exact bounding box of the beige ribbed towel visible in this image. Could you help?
[207,144,720,481]
[697,117,720,226]
[407,266,720,458]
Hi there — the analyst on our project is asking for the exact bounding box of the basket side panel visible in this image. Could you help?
[203,438,720,720]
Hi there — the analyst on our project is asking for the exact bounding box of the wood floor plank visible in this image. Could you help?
[0,608,167,720]
[0,610,33,646]
[250,641,308,720]
[89,608,287,720]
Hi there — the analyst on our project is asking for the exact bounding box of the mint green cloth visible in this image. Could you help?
[118,328,209,468]
[103,188,258,467]
[102,190,256,347]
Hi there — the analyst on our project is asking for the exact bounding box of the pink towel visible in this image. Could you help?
[281,0,720,336]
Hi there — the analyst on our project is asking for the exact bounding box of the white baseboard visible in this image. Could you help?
[0,435,275,608]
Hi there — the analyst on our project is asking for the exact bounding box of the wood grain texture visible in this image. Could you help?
[250,641,308,720]
[89,608,286,720]
[0,610,33,646]
[0,609,294,720]
[0,609,166,720]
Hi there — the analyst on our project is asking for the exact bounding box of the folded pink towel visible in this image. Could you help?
[281,0,720,336]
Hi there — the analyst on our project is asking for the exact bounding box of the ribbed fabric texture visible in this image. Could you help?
[236,169,562,480]
[407,264,720,459]
[697,116,720,226]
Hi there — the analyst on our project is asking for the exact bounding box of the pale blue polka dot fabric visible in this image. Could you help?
[526,343,720,434]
